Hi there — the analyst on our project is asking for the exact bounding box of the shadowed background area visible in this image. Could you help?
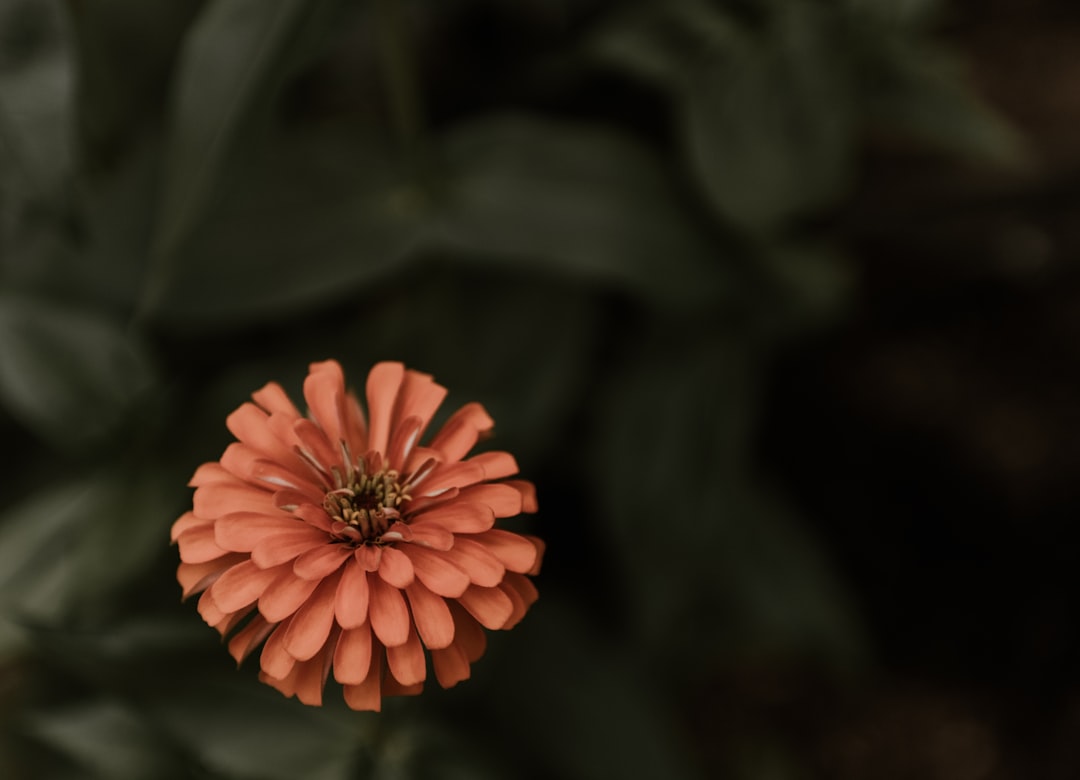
[0,0,1077,778]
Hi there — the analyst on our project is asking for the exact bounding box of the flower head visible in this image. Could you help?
[172,360,542,711]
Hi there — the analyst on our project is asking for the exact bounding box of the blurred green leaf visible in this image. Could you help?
[146,125,424,327]
[0,465,178,657]
[433,114,729,306]
[142,0,338,313]
[487,600,705,780]
[25,700,181,780]
[593,323,864,666]
[149,679,366,780]
[0,293,154,447]
[857,37,1025,165]
[682,3,856,230]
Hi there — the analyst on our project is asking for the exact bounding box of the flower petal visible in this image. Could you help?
[283,571,341,661]
[209,560,288,613]
[177,554,246,600]
[259,569,321,622]
[292,418,341,478]
[293,543,352,580]
[405,524,454,551]
[366,361,405,455]
[333,624,373,684]
[393,370,447,438]
[194,481,277,518]
[429,402,493,462]
[304,360,348,446]
[385,624,426,686]
[367,573,410,647]
[431,642,471,689]
[499,572,539,629]
[405,582,455,650]
[226,402,307,474]
[220,443,325,499]
[401,545,470,597]
[414,461,486,496]
[259,629,296,673]
[250,526,329,568]
[228,615,275,665]
[442,538,505,588]
[334,558,370,628]
[343,650,383,712]
[457,584,515,630]
[457,484,523,518]
[188,462,234,487]
[467,450,519,480]
[470,529,538,573]
[385,415,423,472]
[252,381,301,417]
[214,512,303,552]
[177,524,229,564]
[410,501,494,534]
[449,601,487,662]
[504,479,538,512]
[171,511,208,543]
[377,546,414,588]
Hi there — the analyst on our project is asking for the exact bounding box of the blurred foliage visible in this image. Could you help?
[0,0,1016,777]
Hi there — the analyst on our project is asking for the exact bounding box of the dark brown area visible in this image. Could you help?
[759,2,1080,777]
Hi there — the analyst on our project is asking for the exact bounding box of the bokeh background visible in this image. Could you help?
[0,0,1077,778]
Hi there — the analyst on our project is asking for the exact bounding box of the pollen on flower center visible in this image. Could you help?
[323,467,411,544]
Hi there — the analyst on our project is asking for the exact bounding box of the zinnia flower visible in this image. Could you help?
[171,360,542,711]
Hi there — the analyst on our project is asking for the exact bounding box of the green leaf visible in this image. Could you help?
[145,125,425,327]
[432,114,728,306]
[858,37,1024,165]
[487,601,705,780]
[25,700,181,780]
[0,293,153,447]
[593,324,865,666]
[141,0,338,314]
[681,4,856,229]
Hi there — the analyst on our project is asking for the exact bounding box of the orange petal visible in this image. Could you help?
[226,402,307,474]
[405,524,454,551]
[401,545,470,597]
[385,624,426,686]
[385,415,423,472]
[272,652,328,707]
[466,451,519,480]
[355,545,383,572]
[292,418,341,477]
[283,571,341,661]
[410,501,494,534]
[457,584,514,630]
[341,390,368,458]
[214,512,304,552]
[429,402,493,462]
[498,579,527,629]
[335,558,370,628]
[177,524,229,564]
[367,573,410,647]
[197,589,225,626]
[209,560,287,612]
[405,581,455,649]
[188,462,235,487]
[220,443,325,498]
[393,370,447,437]
[500,572,539,629]
[457,483,524,518]
[333,624,373,685]
[177,554,245,600]
[525,535,544,575]
[193,481,277,518]
[414,461,486,496]
[503,479,538,512]
[304,360,347,446]
[470,529,538,573]
[377,546,414,588]
[227,615,275,665]
[250,526,328,568]
[449,602,487,662]
[252,381,301,417]
[382,677,424,698]
[171,511,208,543]
[365,362,405,455]
[258,569,321,622]
[293,544,352,580]
[343,651,383,712]
[260,618,296,679]
[442,538,505,588]
[431,642,471,689]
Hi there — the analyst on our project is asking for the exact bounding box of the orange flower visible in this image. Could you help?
[171,360,542,711]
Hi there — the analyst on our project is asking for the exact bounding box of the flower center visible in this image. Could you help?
[323,467,411,544]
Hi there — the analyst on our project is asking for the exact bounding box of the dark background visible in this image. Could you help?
[0,0,1077,778]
